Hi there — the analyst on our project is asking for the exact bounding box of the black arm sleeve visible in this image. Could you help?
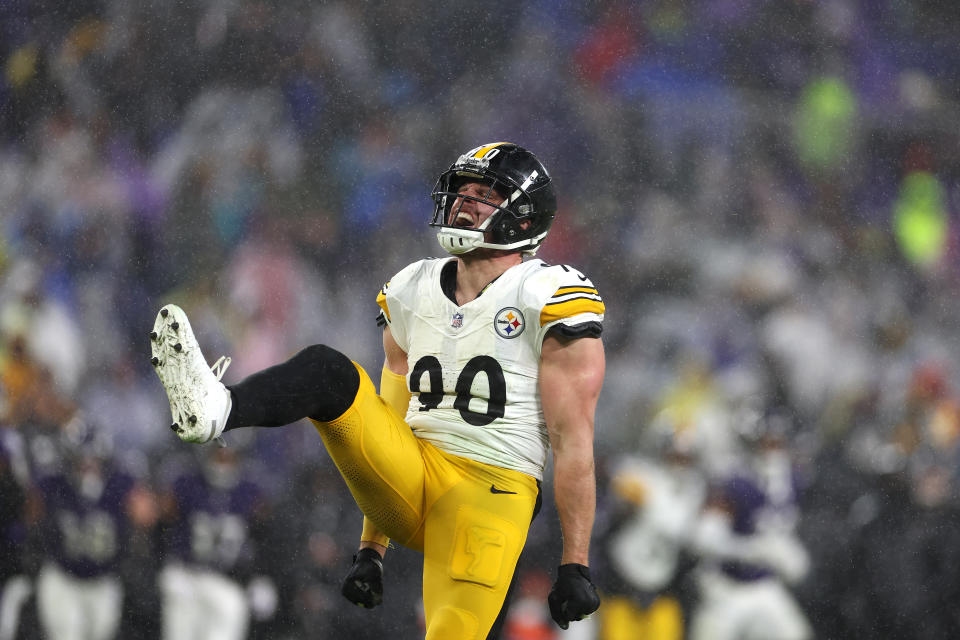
[546,321,603,340]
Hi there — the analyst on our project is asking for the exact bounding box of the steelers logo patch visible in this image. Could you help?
[494,307,525,339]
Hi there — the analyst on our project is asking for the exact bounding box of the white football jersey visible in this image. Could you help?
[377,258,604,479]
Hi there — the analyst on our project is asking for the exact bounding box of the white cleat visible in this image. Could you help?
[150,304,232,444]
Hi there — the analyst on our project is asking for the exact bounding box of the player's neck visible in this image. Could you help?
[454,251,523,305]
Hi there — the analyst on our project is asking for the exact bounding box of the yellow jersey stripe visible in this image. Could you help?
[472,142,511,158]
[540,298,606,326]
[376,284,391,321]
[553,286,599,297]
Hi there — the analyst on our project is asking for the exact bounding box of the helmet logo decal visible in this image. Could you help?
[459,142,510,170]
[470,142,511,158]
[494,307,525,339]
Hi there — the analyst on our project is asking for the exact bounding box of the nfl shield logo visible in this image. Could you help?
[451,312,464,328]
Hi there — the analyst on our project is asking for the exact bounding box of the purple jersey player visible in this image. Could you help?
[159,446,266,640]
[33,439,138,640]
[689,415,812,640]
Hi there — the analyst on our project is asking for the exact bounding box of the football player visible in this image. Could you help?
[0,430,30,640]
[31,424,148,640]
[158,445,269,640]
[598,427,706,640]
[688,410,812,640]
[151,142,605,638]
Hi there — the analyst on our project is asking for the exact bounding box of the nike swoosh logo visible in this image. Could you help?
[490,485,517,494]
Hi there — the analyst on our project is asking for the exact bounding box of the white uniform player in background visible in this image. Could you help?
[0,429,30,640]
[599,426,706,639]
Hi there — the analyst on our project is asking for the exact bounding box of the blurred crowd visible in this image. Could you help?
[2,0,960,638]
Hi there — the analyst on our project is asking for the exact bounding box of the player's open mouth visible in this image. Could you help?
[453,212,474,228]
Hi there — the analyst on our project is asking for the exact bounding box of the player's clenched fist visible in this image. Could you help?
[341,548,384,608]
[547,563,601,629]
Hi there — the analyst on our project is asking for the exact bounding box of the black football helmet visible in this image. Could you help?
[430,142,557,255]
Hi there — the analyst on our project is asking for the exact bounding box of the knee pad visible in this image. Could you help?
[293,345,359,420]
[426,606,479,640]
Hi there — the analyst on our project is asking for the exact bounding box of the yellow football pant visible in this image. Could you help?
[311,364,539,639]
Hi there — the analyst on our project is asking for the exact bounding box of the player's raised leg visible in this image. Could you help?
[150,304,429,546]
[309,365,428,548]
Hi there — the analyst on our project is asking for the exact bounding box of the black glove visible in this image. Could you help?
[341,548,384,608]
[547,563,600,629]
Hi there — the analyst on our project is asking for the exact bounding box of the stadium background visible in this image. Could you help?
[2,0,960,638]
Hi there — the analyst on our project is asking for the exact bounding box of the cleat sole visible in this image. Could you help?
[151,304,219,443]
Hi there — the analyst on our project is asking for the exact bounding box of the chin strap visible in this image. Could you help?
[436,228,547,256]
[436,228,484,254]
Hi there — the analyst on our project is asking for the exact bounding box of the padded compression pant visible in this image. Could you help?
[226,346,539,639]
[314,364,539,639]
